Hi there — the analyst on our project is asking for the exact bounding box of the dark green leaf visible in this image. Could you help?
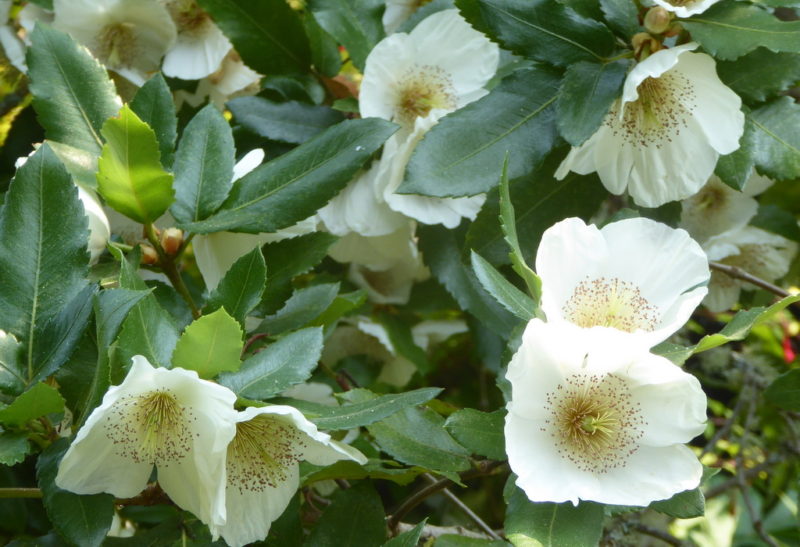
[170,105,235,224]
[0,144,89,385]
[302,459,425,486]
[229,96,345,144]
[37,439,114,547]
[304,13,343,78]
[0,382,64,426]
[434,536,509,546]
[27,25,120,155]
[171,308,243,379]
[308,0,385,71]
[751,204,800,242]
[383,520,426,547]
[556,60,628,146]
[749,97,800,180]
[377,313,431,375]
[0,331,24,396]
[305,482,386,547]
[475,0,616,65]
[257,283,340,334]
[765,369,800,411]
[650,487,705,519]
[312,387,443,430]
[717,49,800,104]
[652,342,694,366]
[180,118,397,233]
[197,0,311,75]
[130,74,177,167]
[470,251,535,320]
[715,114,756,190]
[401,67,560,198]
[218,327,323,399]
[505,486,604,546]
[444,408,506,460]
[599,0,640,38]
[206,246,267,326]
[683,2,800,61]
[0,432,31,466]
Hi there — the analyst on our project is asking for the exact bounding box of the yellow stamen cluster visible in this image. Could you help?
[96,22,138,68]
[394,65,457,126]
[563,276,659,333]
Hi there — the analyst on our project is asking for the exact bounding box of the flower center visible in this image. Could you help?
[96,22,139,68]
[166,0,211,34]
[394,65,457,125]
[562,276,659,332]
[665,0,694,6]
[227,415,308,493]
[105,390,193,465]
[544,372,645,473]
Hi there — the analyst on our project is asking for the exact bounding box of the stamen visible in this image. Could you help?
[165,0,211,34]
[394,65,457,125]
[563,276,659,332]
[96,22,139,68]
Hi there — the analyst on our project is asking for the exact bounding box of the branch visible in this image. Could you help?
[633,523,685,546]
[709,261,792,299]
[0,487,42,499]
[144,223,201,318]
[422,474,501,540]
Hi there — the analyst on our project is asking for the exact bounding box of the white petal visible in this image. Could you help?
[652,0,722,18]
[680,176,758,244]
[162,21,231,80]
[77,187,111,264]
[382,0,417,33]
[233,148,265,181]
[327,224,419,271]
[622,43,698,105]
[0,26,27,72]
[194,232,271,291]
[359,33,416,120]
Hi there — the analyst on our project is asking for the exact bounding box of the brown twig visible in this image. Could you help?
[144,223,201,318]
[422,474,502,540]
[709,261,792,299]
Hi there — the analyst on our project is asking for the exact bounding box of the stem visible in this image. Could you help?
[433,480,502,540]
[144,224,200,318]
[709,261,793,299]
[602,51,635,63]
[633,523,684,546]
[0,488,43,499]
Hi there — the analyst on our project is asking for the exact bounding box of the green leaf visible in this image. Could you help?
[444,408,506,460]
[599,0,640,38]
[435,536,509,547]
[197,0,311,75]
[170,105,235,224]
[419,225,518,338]
[312,387,443,430]
[27,25,120,155]
[0,331,25,396]
[682,2,800,61]
[308,0,385,71]
[751,204,800,242]
[305,481,386,547]
[383,520,427,547]
[0,432,31,466]
[311,290,367,328]
[0,144,89,384]
[717,49,800,103]
[304,12,343,78]
[257,283,340,335]
[206,247,267,326]
[505,486,604,547]
[218,327,323,399]
[130,74,177,167]
[37,439,114,547]
[715,113,756,190]
[96,105,175,224]
[180,118,397,233]
[401,67,561,198]
[302,458,426,486]
[764,369,800,411]
[171,309,243,379]
[749,97,800,180]
[556,60,628,146]
[652,342,694,366]
[650,487,705,519]
[377,313,431,375]
[0,382,64,426]
[229,97,345,145]
[470,251,535,320]
[475,0,616,66]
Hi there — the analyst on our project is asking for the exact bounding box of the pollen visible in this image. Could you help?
[543,372,646,473]
[394,65,457,126]
[227,415,308,494]
[563,276,659,332]
[165,0,211,34]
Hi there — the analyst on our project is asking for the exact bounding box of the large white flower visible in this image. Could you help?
[174,49,261,110]
[161,0,232,80]
[536,217,709,347]
[55,356,238,528]
[505,319,707,506]
[651,0,721,18]
[555,43,744,208]
[209,405,366,547]
[52,0,177,86]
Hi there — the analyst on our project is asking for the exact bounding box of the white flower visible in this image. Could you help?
[55,355,238,527]
[555,43,744,208]
[161,0,232,80]
[703,226,798,312]
[382,0,418,34]
[505,319,707,506]
[52,0,177,86]
[209,405,366,547]
[536,217,709,347]
[0,0,27,72]
[651,0,721,18]
[174,50,261,110]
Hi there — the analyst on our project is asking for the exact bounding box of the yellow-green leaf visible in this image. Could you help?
[171,308,243,379]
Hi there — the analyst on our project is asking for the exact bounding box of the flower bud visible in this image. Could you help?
[140,243,159,265]
[632,33,661,60]
[160,228,184,255]
[663,22,683,38]
[644,7,671,34]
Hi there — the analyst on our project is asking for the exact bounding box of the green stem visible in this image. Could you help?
[602,50,635,63]
[144,224,201,318]
[0,488,43,499]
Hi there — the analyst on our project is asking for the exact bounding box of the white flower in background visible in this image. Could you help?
[704,226,797,312]
[161,0,232,80]
[651,0,721,18]
[193,149,318,291]
[56,356,238,528]
[505,319,707,506]
[382,0,418,34]
[174,49,261,109]
[209,405,366,547]
[0,1,27,72]
[555,43,743,208]
[536,217,709,347]
[52,0,177,86]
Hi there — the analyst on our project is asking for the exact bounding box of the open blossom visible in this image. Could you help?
[536,217,709,347]
[209,406,366,547]
[651,0,721,17]
[555,43,744,208]
[161,0,231,80]
[505,319,707,506]
[56,356,238,528]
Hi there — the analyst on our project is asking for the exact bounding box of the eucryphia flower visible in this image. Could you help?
[505,319,707,506]
[174,49,261,109]
[651,0,721,18]
[555,43,744,208]
[536,217,709,347]
[161,0,232,80]
[56,356,238,528]
[209,406,366,547]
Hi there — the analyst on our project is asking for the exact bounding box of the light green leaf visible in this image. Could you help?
[257,283,340,335]
[682,2,800,60]
[170,104,234,224]
[471,251,535,320]
[218,327,323,399]
[717,49,800,103]
[749,97,800,180]
[0,432,31,466]
[180,118,397,234]
[27,24,120,155]
[764,369,800,411]
[308,0,385,71]
[0,382,65,426]
[206,247,267,326]
[130,74,177,168]
[96,105,175,224]
[401,67,561,198]
[312,387,443,430]
[305,482,386,547]
[0,331,24,396]
[171,309,243,379]
[444,408,506,460]
[228,96,345,145]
